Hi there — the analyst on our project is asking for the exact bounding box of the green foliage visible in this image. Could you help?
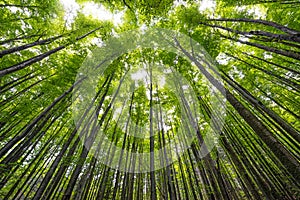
[0,0,299,199]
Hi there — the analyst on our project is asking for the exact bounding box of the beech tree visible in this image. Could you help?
[0,0,299,199]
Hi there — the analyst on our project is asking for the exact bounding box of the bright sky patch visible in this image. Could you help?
[60,0,124,28]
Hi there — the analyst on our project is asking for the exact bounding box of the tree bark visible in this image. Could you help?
[0,27,101,77]
[175,38,300,182]
[207,18,300,35]
[0,34,65,58]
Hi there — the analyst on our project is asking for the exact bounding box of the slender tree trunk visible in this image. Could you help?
[0,34,44,45]
[0,78,83,160]
[221,34,300,61]
[241,51,300,75]
[221,69,300,143]
[149,64,157,200]
[200,21,300,44]
[206,18,300,35]
[0,27,101,77]
[0,34,65,58]
[175,38,300,182]
[0,4,42,8]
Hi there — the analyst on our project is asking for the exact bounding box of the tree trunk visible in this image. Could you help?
[207,18,300,35]
[175,38,300,182]
[0,27,101,77]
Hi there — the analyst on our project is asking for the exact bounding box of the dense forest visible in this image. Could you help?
[0,0,300,199]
